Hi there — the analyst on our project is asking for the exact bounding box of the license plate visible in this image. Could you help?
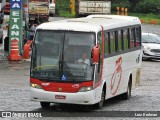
[55,95,66,99]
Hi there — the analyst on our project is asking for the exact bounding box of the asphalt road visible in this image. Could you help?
[0,19,160,119]
[142,24,160,36]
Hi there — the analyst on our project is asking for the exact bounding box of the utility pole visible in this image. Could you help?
[22,0,29,24]
[22,0,29,50]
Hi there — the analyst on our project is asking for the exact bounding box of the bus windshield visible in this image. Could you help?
[31,30,95,82]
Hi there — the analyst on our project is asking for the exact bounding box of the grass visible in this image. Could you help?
[57,10,160,25]
[112,12,160,25]
[128,13,160,24]
[59,12,75,18]
[128,13,160,19]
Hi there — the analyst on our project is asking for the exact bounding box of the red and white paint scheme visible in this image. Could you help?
[110,57,122,95]
[30,15,142,109]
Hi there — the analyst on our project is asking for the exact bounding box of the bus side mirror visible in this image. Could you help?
[92,45,100,64]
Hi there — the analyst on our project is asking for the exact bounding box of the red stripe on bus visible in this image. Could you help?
[30,78,93,93]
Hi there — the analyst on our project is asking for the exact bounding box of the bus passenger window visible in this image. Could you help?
[97,31,103,58]
[104,32,109,55]
[123,29,129,50]
[136,27,141,47]
[95,31,103,83]
[118,30,122,51]
[110,31,116,53]
[97,32,102,44]
[130,28,135,48]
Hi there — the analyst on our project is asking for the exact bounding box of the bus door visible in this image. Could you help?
[93,29,104,99]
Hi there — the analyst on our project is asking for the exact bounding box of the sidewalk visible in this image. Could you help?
[0,44,8,61]
[0,43,31,61]
[0,44,30,71]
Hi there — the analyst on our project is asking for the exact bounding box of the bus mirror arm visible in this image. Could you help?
[92,45,100,64]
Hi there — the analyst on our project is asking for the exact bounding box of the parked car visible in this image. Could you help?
[142,33,160,60]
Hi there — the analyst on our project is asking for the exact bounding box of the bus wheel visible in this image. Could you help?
[94,89,105,109]
[40,102,50,109]
[123,80,132,100]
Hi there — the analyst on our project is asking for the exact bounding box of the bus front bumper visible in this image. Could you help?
[30,87,97,105]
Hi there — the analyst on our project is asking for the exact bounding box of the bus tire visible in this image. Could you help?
[40,102,50,109]
[94,88,105,109]
[123,79,132,100]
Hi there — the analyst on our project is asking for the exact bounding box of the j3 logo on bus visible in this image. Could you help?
[110,57,122,95]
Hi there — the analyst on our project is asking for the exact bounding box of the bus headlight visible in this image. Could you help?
[78,86,93,92]
[30,83,42,89]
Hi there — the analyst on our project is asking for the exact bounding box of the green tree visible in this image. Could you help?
[128,0,140,11]
[128,0,139,4]
[134,0,160,14]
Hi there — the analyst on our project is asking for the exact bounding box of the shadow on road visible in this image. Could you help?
[142,59,160,62]
[32,95,124,112]
[29,95,126,117]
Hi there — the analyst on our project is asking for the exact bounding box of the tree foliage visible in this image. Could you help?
[111,0,160,14]
[133,0,160,14]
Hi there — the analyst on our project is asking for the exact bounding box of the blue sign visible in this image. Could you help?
[10,0,22,10]
[61,75,67,81]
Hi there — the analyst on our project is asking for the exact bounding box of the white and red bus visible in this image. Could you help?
[30,15,142,109]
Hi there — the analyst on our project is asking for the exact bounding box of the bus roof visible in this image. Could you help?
[37,15,141,33]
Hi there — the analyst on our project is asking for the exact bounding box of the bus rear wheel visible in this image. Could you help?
[94,89,105,109]
[40,102,50,109]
